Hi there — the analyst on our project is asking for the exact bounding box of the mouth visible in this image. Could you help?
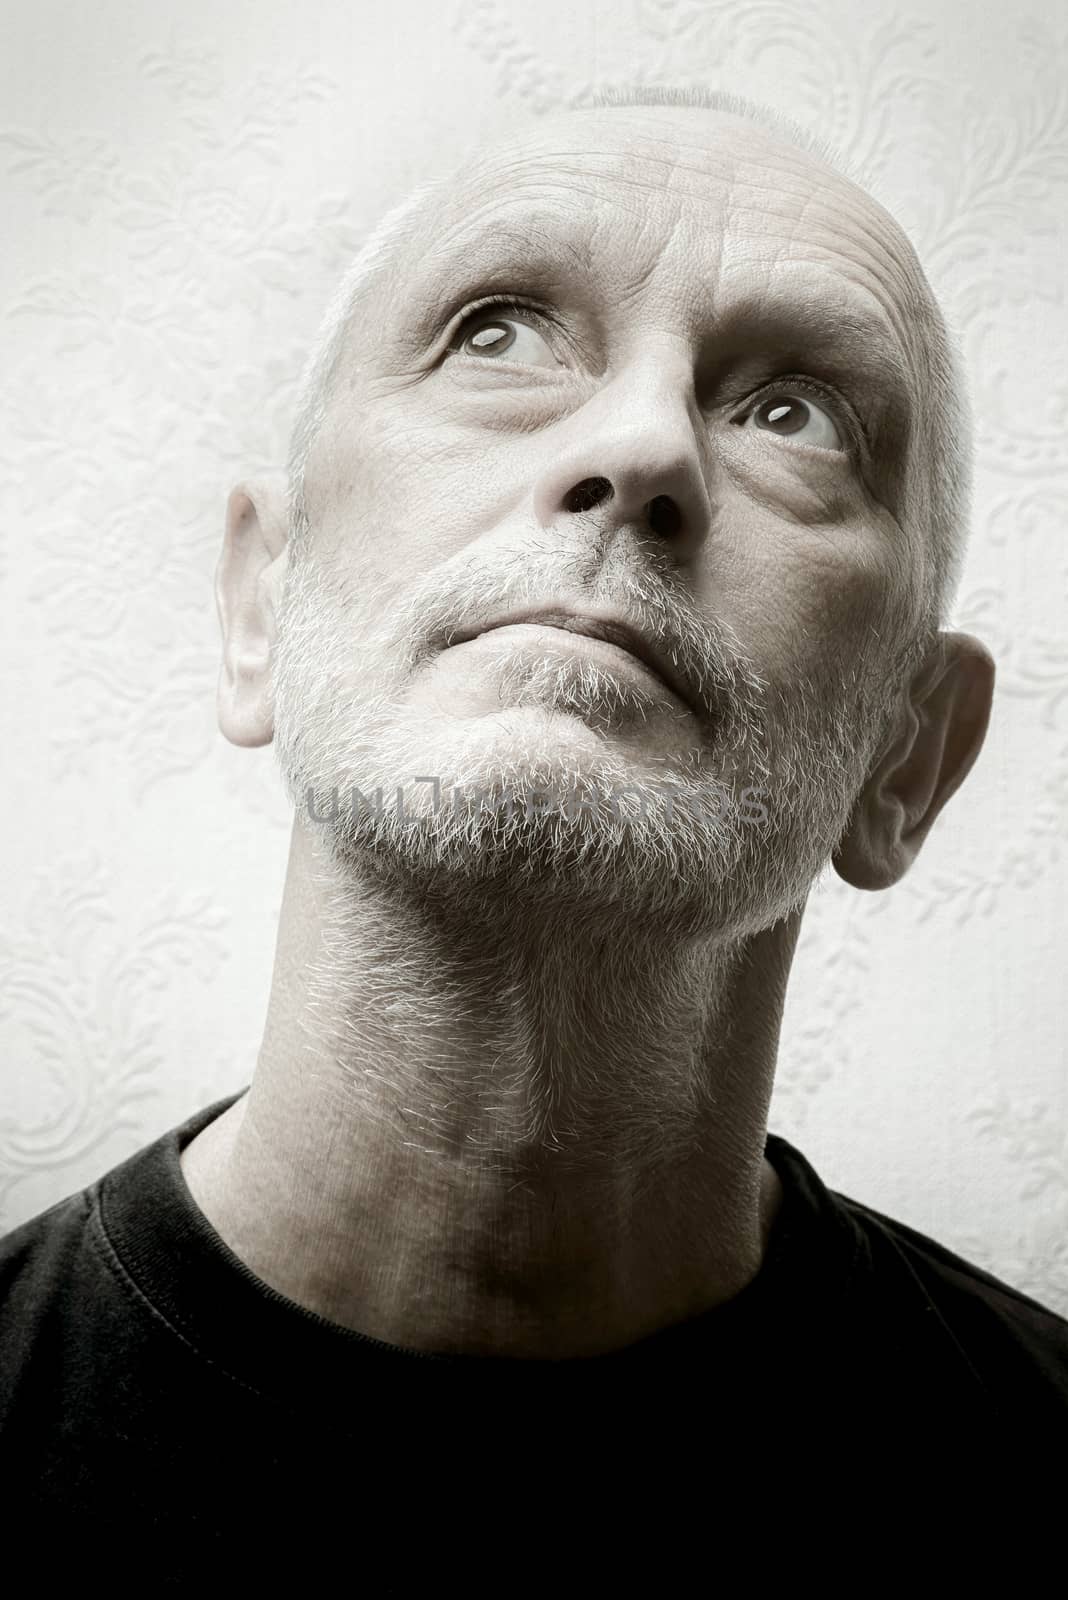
[447,608,696,716]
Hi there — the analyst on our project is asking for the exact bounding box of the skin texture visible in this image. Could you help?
[180,106,995,1359]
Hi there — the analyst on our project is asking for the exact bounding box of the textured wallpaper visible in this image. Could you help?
[1,0,1066,1314]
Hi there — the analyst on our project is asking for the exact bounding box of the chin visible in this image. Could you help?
[426,710,680,823]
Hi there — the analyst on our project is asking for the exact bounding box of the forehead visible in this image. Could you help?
[449,108,842,217]
[405,110,926,367]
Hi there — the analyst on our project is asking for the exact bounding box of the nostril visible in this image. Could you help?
[563,477,614,514]
[647,495,681,538]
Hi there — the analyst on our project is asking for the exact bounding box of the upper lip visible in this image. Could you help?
[449,606,695,713]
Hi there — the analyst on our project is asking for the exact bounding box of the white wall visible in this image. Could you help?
[1,0,1065,1313]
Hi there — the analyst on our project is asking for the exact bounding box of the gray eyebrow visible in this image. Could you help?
[405,219,593,319]
[713,289,916,431]
[752,292,914,389]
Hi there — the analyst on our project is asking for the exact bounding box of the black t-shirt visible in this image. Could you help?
[1,1087,1066,1581]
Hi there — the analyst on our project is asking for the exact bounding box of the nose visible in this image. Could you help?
[531,356,714,564]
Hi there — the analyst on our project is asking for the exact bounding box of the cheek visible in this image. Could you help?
[300,410,365,566]
[703,474,912,683]
[305,395,514,571]
[302,405,425,581]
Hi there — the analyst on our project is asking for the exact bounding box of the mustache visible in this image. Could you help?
[282,542,774,753]
[397,560,761,722]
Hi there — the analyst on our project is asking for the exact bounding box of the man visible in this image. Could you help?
[1,84,1065,1576]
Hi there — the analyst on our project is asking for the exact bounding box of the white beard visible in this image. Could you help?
[270,537,898,944]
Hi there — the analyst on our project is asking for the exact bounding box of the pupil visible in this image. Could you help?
[759,397,807,434]
[470,323,514,353]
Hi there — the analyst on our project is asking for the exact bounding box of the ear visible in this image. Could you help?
[833,632,996,891]
[215,472,290,748]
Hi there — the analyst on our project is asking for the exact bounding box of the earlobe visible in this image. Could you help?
[215,472,290,750]
[833,633,996,892]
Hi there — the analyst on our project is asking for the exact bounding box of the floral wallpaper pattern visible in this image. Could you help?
[1,0,1065,1313]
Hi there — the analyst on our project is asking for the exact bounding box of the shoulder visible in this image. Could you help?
[0,1185,105,1406]
[837,1186,1068,1405]
[0,1185,101,1310]
[0,1185,97,1292]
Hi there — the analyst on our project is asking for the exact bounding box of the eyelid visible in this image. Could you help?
[445,293,560,354]
[740,374,869,457]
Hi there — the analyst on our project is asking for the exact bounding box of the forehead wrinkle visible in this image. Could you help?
[420,210,593,284]
[814,204,928,332]
[450,144,918,303]
[431,191,916,349]
[405,187,914,372]
[781,219,921,361]
[455,103,913,235]
[543,123,916,270]
[712,175,925,368]
[473,115,823,189]
[461,131,856,232]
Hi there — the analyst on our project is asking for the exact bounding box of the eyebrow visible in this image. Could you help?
[404,220,594,329]
[712,290,916,445]
[402,216,915,442]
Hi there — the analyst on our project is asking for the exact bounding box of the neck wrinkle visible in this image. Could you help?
[204,815,801,1358]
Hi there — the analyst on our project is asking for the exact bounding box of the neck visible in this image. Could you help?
[182,817,801,1358]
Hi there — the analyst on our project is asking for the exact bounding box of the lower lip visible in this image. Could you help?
[450,623,686,706]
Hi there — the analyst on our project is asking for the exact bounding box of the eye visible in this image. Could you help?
[446,301,561,368]
[738,384,845,451]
